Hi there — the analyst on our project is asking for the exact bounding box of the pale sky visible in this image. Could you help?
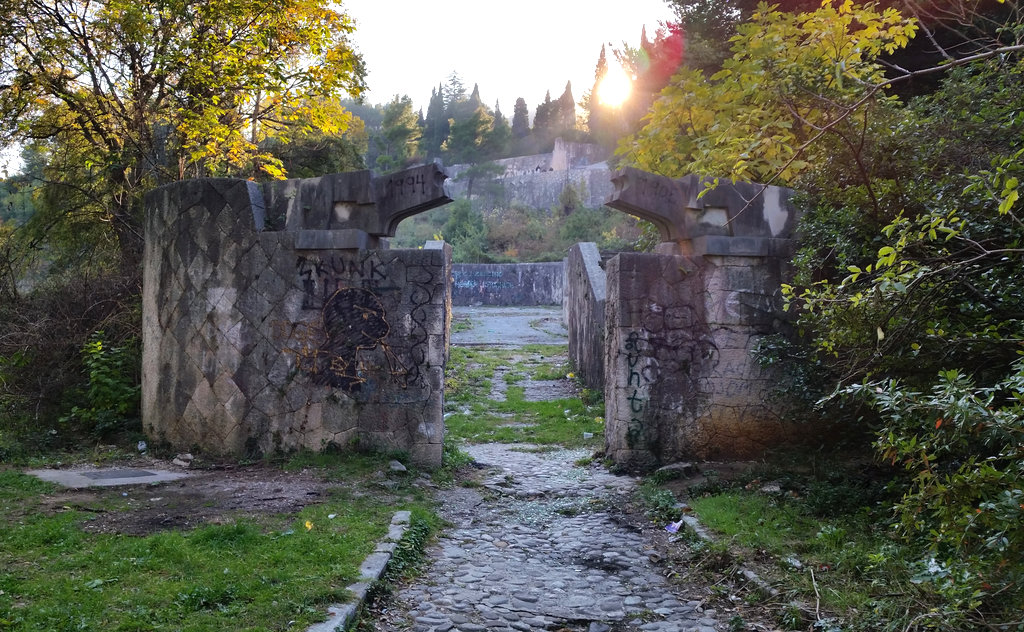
[342,0,676,114]
[0,1,676,175]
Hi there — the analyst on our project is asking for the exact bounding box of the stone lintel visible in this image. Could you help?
[295,229,372,251]
[260,163,452,236]
[606,167,690,242]
[373,163,453,236]
[607,167,798,243]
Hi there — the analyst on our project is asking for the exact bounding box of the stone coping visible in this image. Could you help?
[305,510,412,632]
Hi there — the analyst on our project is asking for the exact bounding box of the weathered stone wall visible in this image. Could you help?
[602,169,797,470]
[444,139,613,209]
[452,262,565,306]
[142,167,451,467]
[566,243,606,391]
[604,252,793,469]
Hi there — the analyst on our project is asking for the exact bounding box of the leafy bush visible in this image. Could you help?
[60,330,140,438]
[847,364,1024,628]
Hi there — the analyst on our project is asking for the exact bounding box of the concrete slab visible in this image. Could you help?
[451,306,567,347]
[26,467,188,488]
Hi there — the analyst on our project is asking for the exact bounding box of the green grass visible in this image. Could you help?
[0,455,432,631]
[687,491,915,623]
[451,316,473,333]
[444,346,603,448]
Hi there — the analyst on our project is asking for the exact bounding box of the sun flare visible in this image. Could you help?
[597,64,632,107]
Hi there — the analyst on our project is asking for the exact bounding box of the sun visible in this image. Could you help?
[596,64,632,107]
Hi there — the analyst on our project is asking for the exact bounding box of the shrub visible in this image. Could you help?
[60,331,140,438]
[846,363,1024,628]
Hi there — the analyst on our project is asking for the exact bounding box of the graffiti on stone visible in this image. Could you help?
[382,170,428,199]
[272,287,408,393]
[296,254,395,310]
[404,263,438,389]
[624,331,648,448]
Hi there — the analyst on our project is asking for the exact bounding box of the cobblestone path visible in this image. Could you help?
[390,445,722,632]
[381,307,722,631]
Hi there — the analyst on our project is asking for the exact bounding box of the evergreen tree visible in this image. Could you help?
[422,86,449,159]
[556,81,576,132]
[533,91,555,140]
[486,101,512,159]
[444,104,499,198]
[445,73,477,124]
[511,98,531,139]
[442,71,467,106]
[587,44,617,146]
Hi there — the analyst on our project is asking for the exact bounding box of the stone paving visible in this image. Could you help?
[391,443,721,632]
[450,306,568,347]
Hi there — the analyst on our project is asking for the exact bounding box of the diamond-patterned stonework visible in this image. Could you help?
[143,168,452,468]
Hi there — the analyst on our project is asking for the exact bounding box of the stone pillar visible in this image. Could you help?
[142,165,452,468]
[602,167,798,469]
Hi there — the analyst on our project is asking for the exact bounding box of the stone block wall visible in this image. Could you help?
[601,169,798,470]
[142,171,451,467]
[566,243,606,391]
[605,253,713,471]
[452,262,565,306]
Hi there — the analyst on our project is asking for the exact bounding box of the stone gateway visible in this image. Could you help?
[568,167,800,470]
[142,165,453,467]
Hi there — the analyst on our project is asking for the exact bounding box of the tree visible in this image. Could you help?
[511,98,531,139]
[440,199,488,262]
[442,71,467,107]
[616,2,1024,626]
[584,25,686,150]
[444,104,503,199]
[266,121,366,179]
[620,2,919,184]
[468,83,483,109]
[0,0,367,451]
[532,84,578,149]
[374,95,421,173]
[533,91,556,142]
[0,0,366,267]
[486,102,511,160]
[587,45,614,144]
[556,82,576,132]
[422,86,450,159]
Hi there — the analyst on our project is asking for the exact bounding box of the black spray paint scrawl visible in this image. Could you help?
[314,287,406,392]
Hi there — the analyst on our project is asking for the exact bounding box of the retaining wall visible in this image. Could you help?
[452,262,565,306]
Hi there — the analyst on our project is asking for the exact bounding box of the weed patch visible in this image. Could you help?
[444,346,602,448]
